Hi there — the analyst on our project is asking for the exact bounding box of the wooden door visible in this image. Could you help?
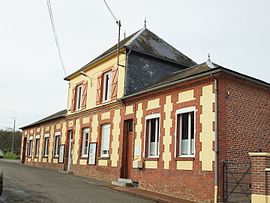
[121,120,133,178]
[21,137,27,164]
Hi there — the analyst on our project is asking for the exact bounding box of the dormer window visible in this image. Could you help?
[102,71,112,102]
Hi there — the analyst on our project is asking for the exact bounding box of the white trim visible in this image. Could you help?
[44,134,50,138]
[144,113,161,158]
[55,132,61,136]
[145,113,160,120]
[29,136,33,140]
[35,135,40,139]
[175,106,196,158]
[102,71,112,103]
[176,106,196,114]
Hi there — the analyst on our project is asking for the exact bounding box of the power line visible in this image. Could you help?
[46,0,67,76]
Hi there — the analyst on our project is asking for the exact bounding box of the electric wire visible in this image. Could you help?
[46,0,67,76]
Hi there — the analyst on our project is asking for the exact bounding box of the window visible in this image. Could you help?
[54,133,60,157]
[75,84,83,110]
[176,107,195,157]
[102,71,112,102]
[145,115,160,158]
[100,124,111,158]
[28,139,33,157]
[34,138,40,157]
[44,135,49,157]
[81,128,89,157]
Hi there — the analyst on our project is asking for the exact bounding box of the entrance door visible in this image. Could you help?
[64,130,73,172]
[121,120,133,178]
[21,137,27,164]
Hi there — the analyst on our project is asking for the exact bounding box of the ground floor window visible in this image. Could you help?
[28,139,33,157]
[176,107,195,157]
[54,133,60,157]
[100,124,110,158]
[81,128,89,157]
[34,138,40,157]
[145,114,160,158]
[44,135,49,157]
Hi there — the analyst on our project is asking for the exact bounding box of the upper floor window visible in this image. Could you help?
[71,81,88,112]
[54,132,60,157]
[176,107,195,157]
[100,124,111,158]
[96,68,118,105]
[75,84,83,110]
[145,114,160,158]
[103,71,112,102]
[81,128,89,157]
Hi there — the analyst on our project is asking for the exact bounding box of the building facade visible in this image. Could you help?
[20,28,270,203]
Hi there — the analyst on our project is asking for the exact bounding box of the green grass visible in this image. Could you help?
[3,151,20,160]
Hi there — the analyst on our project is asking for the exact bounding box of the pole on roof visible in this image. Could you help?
[103,0,124,68]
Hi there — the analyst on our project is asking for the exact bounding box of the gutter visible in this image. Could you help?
[212,75,219,203]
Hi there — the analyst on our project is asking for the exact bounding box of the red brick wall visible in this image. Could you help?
[218,74,270,201]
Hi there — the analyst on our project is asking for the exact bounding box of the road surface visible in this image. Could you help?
[0,159,154,203]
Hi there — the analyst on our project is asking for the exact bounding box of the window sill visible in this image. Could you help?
[53,156,59,158]
[98,156,110,160]
[174,157,195,161]
[43,155,48,158]
[80,156,88,159]
[144,157,159,161]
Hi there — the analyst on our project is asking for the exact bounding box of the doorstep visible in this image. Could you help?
[104,184,195,203]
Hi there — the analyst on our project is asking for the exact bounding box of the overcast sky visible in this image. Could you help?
[0,0,269,130]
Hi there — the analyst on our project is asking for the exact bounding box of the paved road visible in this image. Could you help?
[0,159,154,203]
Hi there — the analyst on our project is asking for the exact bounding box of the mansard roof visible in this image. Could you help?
[64,28,196,80]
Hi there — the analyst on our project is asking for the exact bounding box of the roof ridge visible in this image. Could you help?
[124,28,146,47]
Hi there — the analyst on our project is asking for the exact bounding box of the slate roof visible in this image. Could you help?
[122,61,270,99]
[64,28,196,80]
[20,109,67,129]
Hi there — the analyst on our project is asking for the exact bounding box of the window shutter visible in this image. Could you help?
[96,74,102,105]
[71,87,76,112]
[81,81,88,109]
[110,67,118,100]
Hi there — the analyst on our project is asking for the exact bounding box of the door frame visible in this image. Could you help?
[64,130,73,172]
[120,119,134,179]
[21,137,27,164]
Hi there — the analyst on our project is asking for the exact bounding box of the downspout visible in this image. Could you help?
[123,48,132,97]
[212,75,219,203]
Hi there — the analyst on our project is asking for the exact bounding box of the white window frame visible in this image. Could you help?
[81,128,89,158]
[28,136,33,157]
[100,124,111,158]
[175,107,196,158]
[34,135,40,157]
[145,114,160,158]
[54,132,61,157]
[75,84,83,111]
[44,134,50,157]
[102,71,112,102]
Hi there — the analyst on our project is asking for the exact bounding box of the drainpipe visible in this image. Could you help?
[212,76,219,203]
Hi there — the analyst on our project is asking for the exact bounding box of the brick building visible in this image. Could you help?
[20,28,270,203]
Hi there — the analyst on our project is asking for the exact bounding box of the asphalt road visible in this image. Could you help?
[0,159,154,203]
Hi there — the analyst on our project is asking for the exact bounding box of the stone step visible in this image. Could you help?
[112,181,134,187]
[117,178,133,184]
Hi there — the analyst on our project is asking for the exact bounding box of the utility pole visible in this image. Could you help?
[11,118,16,153]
